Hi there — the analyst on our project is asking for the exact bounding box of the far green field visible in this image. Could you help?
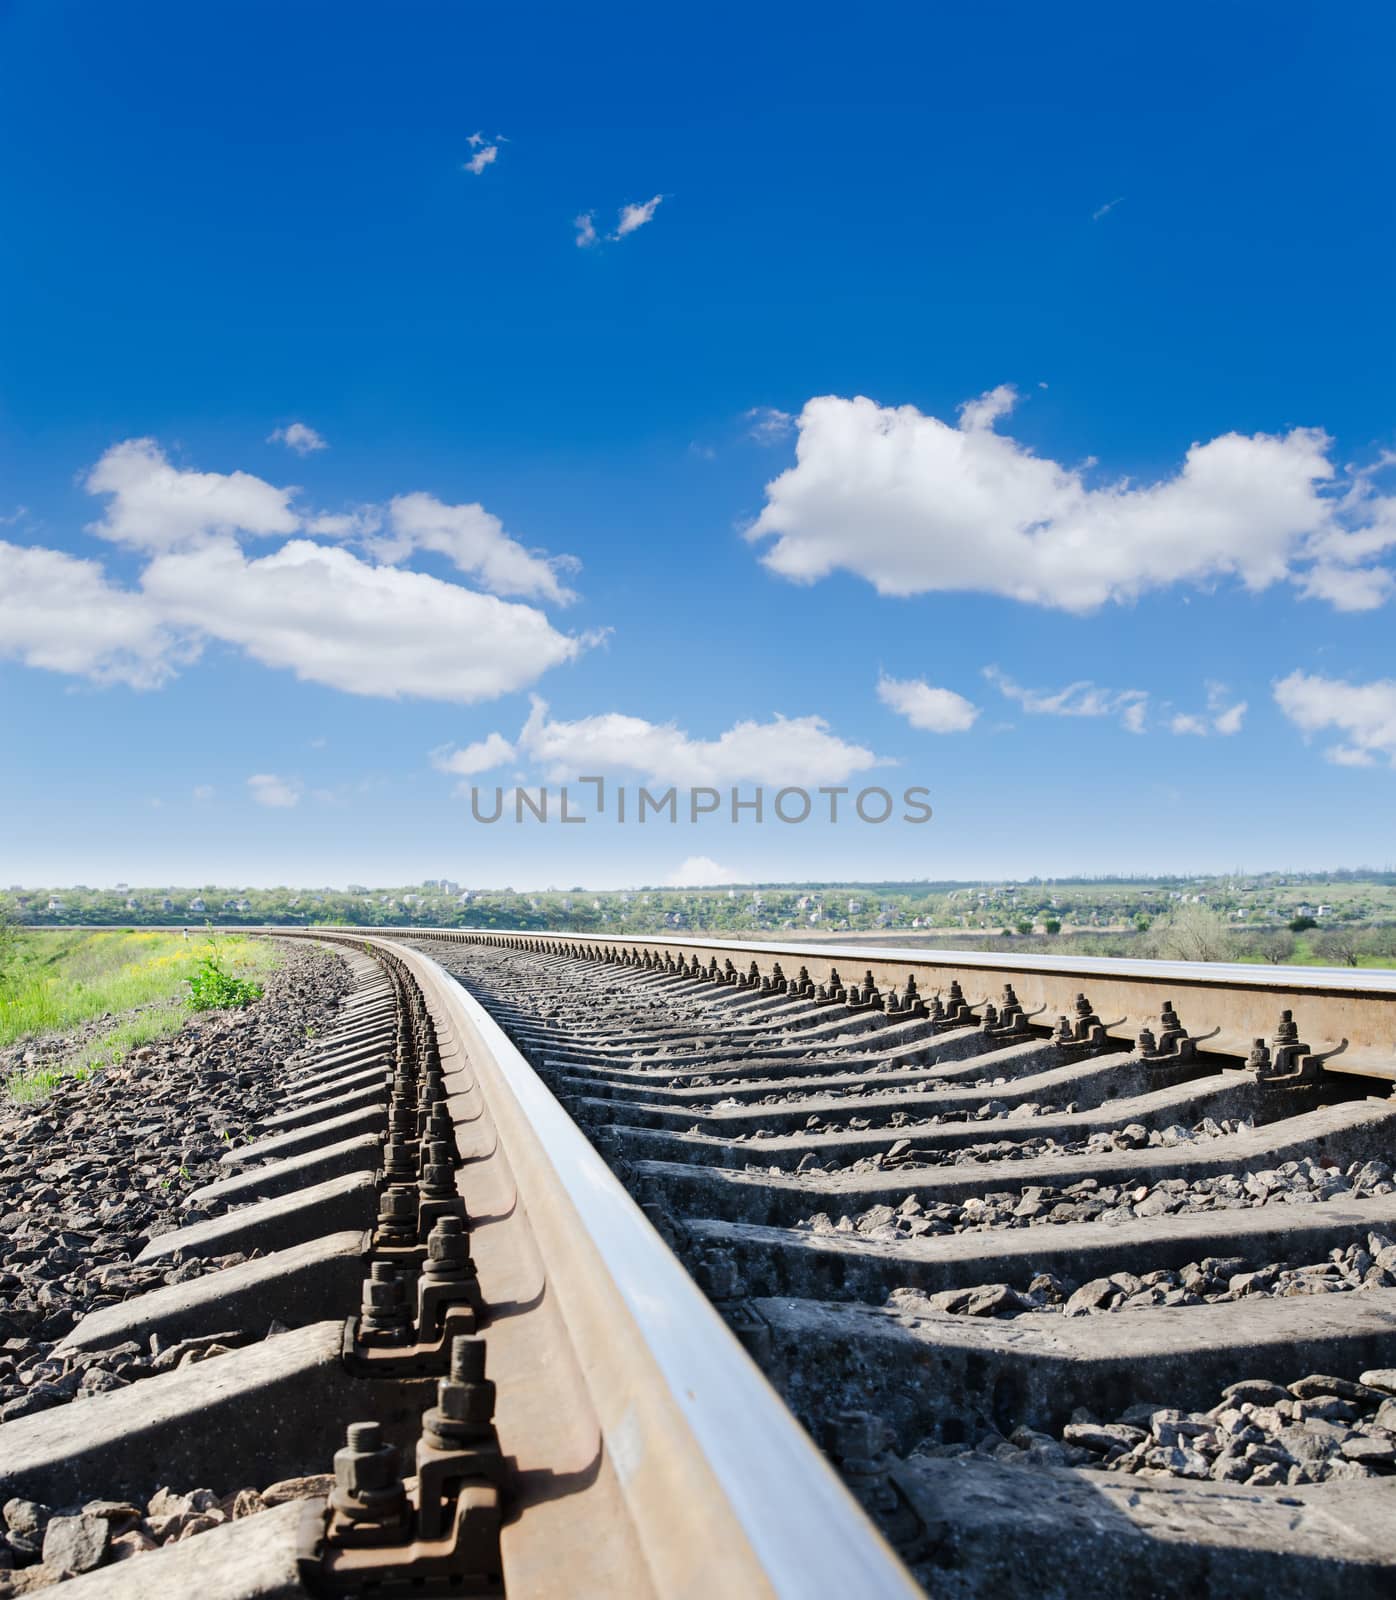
[0,929,280,1100]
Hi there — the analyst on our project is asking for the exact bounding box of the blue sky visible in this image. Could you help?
[2,1,1393,889]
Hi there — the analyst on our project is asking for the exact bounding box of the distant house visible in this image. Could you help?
[47,896,63,912]
[189,898,207,913]
[160,897,175,912]
[125,897,140,911]
[236,898,250,912]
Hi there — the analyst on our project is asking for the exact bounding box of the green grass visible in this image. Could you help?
[1,929,282,1101]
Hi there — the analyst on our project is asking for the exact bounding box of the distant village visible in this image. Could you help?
[7,870,1394,939]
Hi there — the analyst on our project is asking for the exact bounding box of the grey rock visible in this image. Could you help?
[1063,1422,1146,1455]
[41,1513,108,1576]
[0,1502,51,1557]
[1221,1378,1291,1407]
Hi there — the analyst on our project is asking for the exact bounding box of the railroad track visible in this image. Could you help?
[394,930,1396,1598]
[2,929,1394,1598]
[0,935,912,1599]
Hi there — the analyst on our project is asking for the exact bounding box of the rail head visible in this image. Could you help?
[302,930,919,1600]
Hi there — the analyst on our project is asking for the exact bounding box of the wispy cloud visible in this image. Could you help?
[984,666,1148,731]
[1092,196,1124,221]
[247,772,302,808]
[1171,683,1248,737]
[463,132,504,176]
[268,422,328,456]
[745,406,795,444]
[614,194,663,238]
[576,195,665,247]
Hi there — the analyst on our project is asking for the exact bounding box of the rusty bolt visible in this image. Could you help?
[421,1140,455,1197]
[376,1185,417,1237]
[1137,1025,1158,1056]
[1274,1009,1299,1045]
[360,1261,408,1331]
[331,1421,407,1523]
[830,1409,885,1463]
[383,1139,415,1180]
[423,1216,474,1281]
[422,1337,496,1447]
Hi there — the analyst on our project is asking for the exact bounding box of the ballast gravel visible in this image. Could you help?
[800,1156,1396,1240]
[884,1230,1396,1321]
[0,941,350,1426]
[0,1477,335,1592]
[912,1367,1396,1489]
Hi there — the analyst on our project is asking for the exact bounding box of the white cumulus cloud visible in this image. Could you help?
[1273,670,1396,768]
[87,439,300,552]
[0,540,192,689]
[268,422,328,456]
[0,439,590,707]
[142,539,587,704]
[746,388,1396,613]
[1212,701,1247,735]
[248,773,302,808]
[517,697,882,785]
[430,731,517,776]
[437,697,887,787]
[667,856,740,887]
[877,673,979,733]
[377,492,578,604]
[574,212,598,248]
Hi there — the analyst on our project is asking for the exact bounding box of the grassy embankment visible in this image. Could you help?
[0,929,280,1101]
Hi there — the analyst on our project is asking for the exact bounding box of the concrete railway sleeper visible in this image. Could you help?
[0,935,908,1599]
[377,927,1396,1599]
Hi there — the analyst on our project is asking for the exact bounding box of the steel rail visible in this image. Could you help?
[294,931,919,1599]
[349,927,1396,1083]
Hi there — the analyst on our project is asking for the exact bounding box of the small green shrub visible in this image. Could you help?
[187,944,264,1010]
